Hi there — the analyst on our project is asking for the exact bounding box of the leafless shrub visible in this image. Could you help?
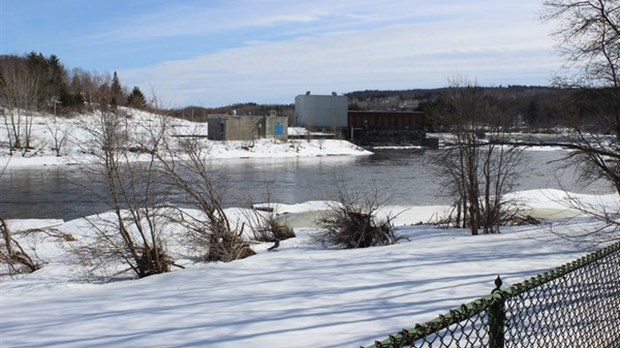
[246,207,295,242]
[73,210,178,279]
[136,244,173,276]
[45,115,72,157]
[243,186,295,242]
[205,223,255,262]
[77,107,175,278]
[159,126,255,262]
[21,226,76,242]
[0,217,41,275]
[547,190,620,245]
[429,78,525,235]
[254,214,295,242]
[315,184,398,249]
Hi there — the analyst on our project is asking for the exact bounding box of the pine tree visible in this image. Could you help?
[127,86,147,109]
[110,71,122,107]
[25,52,49,109]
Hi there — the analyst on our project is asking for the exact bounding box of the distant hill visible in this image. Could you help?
[167,103,294,123]
[346,86,573,130]
[1,52,612,131]
[167,86,615,131]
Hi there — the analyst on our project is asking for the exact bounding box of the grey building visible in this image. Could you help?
[207,113,288,141]
[294,93,348,129]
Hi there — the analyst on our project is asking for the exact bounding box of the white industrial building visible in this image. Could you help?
[294,92,348,129]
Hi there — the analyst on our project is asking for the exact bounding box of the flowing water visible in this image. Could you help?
[0,149,612,221]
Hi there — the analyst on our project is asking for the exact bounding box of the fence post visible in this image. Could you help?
[489,275,505,348]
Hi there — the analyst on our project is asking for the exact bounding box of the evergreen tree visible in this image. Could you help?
[127,86,147,109]
[47,55,67,91]
[47,54,71,111]
[47,55,65,83]
[22,52,71,111]
[110,71,123,107]
[25,51,49,109]
[25,52,47,73]
[58,84,84,110]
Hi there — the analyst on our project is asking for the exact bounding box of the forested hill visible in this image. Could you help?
[347,86,561,111]
[0,53,149,115]
[170,86,613,131]
[346,86,615,130]
[1,51,612,130]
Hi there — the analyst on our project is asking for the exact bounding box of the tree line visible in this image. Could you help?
[0,52,148,115]
[0,52,149,153]
[168,85,617,133]
[347,86,620,132]
[1,52,612,134]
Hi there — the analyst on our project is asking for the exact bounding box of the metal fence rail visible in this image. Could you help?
[365,240,620,348]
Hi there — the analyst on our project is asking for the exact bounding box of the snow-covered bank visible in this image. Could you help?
[0,110,371,168]
[1,189,615,348]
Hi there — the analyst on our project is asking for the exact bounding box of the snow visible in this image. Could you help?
[1,109,617,347]
[0,109,371,168]
[0,190,615,348]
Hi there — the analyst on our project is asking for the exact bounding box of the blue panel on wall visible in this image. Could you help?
[274,123,284,136]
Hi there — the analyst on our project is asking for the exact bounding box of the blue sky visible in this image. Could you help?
[1,0,560,107]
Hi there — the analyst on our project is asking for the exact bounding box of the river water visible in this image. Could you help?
[0,149,612,221]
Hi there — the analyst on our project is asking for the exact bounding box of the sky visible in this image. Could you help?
[1,0,561,107]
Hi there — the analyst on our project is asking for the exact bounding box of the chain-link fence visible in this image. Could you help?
[364,240,620,348]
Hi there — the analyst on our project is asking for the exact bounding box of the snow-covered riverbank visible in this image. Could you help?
[1,189,616,347]
[2,108,618,347]
[0,109,371,168]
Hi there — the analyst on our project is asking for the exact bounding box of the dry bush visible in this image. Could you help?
[242,184,295,243]
[0,217,41,275]
[159,129,256,263]
[317,206,397,249]
[136,244,173,277]
[204,222,255,262]
[315,185,398,249]
[74,212,177,279]
[246,207,295,242]
[78,108,175,279]
[174,210,256,263]
[254,216,295,242]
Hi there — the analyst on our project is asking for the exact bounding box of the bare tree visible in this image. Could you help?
[552,190,620,244]
[67,68,111,109]
[45,113,72,157]
[0,215,41,276]
[0,55,42,154]
[430,79,524,235]
[158,125,255,262]
[542,1,620,184]
[78,107,175,278]
[542,0,619,103]
[541,1,620,242]
[0,157,41,275]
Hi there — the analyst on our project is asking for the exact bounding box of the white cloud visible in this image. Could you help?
[117,0,560,106]
[85,0,541,43]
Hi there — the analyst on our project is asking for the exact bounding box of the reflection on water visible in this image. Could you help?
[0,149,612,220]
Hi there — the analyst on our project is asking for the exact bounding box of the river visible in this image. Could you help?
[0,148,612,221]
